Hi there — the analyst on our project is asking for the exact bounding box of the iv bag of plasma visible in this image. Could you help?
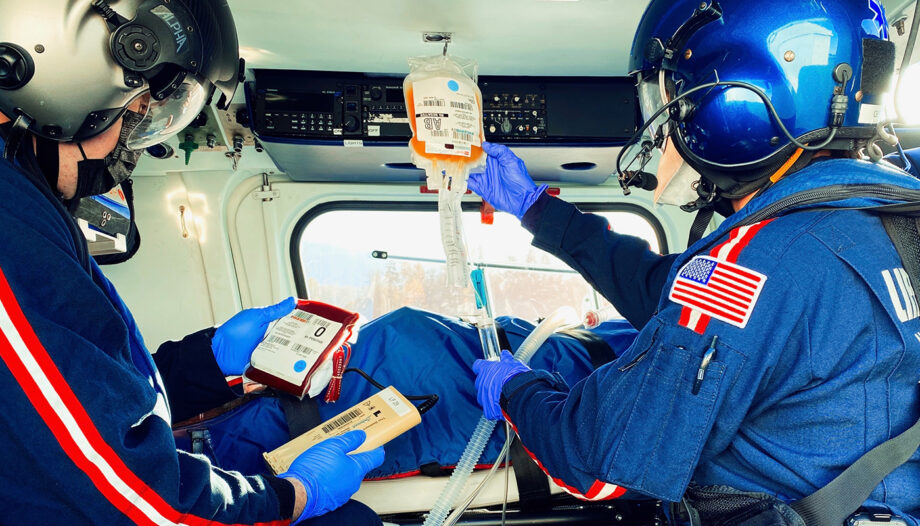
[403,55,485,189]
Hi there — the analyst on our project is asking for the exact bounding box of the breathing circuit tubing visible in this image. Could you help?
[422,306,580,526]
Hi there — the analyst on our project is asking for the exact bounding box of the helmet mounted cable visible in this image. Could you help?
[90,0,129,30]
[617,72,847,187]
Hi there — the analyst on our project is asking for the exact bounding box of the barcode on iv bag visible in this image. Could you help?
[452,130,475,142]
[292,310,333,329]
[321,408,364,433]
[450,101,474,111]
[292,310,314,322]
[420,99,446,107]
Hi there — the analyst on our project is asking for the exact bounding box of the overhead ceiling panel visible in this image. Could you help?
[230,0,648,77]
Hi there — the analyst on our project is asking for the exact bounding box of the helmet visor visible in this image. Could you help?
[127,76,210,150]
[636,70,672,142]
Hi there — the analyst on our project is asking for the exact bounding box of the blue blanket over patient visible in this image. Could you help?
[199,307,638,478]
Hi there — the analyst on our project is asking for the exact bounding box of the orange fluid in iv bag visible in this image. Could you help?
[405,84,485,165]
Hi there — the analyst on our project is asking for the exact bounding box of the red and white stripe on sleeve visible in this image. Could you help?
[0,268,289,526]
[503,410,627,501]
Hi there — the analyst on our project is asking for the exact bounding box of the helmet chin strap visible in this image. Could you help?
[2,114,33,161]
[687,207,715,247]
[34,135,61,193]
[684,146,812,247]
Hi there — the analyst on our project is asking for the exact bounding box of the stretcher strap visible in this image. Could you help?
[509,437,552,511]
[278,392,321,439]
[494,323,555,510]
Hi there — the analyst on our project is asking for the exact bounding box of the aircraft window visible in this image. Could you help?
[293,205,662,325]
[898,62,920,124]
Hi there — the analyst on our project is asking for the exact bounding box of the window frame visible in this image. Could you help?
[289,199,668,299]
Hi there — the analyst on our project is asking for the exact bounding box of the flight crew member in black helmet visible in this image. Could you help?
[0,1,383,524]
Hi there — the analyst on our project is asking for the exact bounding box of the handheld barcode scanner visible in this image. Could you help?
[264,386,423,475]
[245,300,359,399]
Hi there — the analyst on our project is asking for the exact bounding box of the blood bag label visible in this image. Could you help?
[250,309,343,385]
[380,386,411,417]
[412,76,481,157]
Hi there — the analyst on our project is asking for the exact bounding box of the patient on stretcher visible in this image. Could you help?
[174,306,638,480]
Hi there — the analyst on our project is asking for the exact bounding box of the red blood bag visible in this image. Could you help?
[244,300,359,399]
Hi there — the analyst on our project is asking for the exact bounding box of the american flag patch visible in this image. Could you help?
[669,256,767,329]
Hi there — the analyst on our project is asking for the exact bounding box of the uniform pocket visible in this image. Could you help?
[607,331,727,501]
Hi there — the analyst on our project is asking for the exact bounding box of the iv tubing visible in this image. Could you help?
[422,307,579,526]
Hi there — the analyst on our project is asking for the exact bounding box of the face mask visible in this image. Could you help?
[652,136,702,207]
[73,109,144,199]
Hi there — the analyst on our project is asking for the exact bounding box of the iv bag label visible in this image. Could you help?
[250,309,343,385]
[412,76,481,157]
[380,386,411,417]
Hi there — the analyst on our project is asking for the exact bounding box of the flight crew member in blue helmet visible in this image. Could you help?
[0,1,382,524]
[470,0,920,524]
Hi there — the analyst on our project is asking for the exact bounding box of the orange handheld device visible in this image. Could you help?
[263,386,422,475]
[244,300,359,399]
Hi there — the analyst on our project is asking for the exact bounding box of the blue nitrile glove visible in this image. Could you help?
[280,430,385,522]
[211,297,297,376]
[468,142,548,219]
[472,350,532,420]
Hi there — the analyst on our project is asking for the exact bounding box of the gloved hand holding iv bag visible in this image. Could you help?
[468,142,548,220]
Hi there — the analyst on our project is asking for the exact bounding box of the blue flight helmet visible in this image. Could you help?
[623,0,897,207]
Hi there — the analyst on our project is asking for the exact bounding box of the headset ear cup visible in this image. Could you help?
[0,43,34,90]
[106,0,204,101]
[110,24,162,72]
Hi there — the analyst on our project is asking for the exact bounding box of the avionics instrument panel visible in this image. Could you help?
[249,70,638,144]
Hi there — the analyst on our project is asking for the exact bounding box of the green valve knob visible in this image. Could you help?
[179,134,198,165]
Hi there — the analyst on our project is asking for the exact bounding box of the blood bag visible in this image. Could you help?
[404,55,486,286]
[404,54,485,185]
[244,300,359,399]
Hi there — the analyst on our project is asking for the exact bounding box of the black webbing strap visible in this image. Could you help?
[509,439,552,511]
[558,328,617,369]
[419,462,450,477]
[2,114,31,161]
[790,214,920,526]
[277,393,322,439]
[495,323,553,510]
[687,207,715,247]
[790,413,920,526]
[883,215,920,300]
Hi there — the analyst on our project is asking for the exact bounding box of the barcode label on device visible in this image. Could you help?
[322,408,364,433]
[450,101,474,111]
[429,130,450,138]
[420,99,446,107]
